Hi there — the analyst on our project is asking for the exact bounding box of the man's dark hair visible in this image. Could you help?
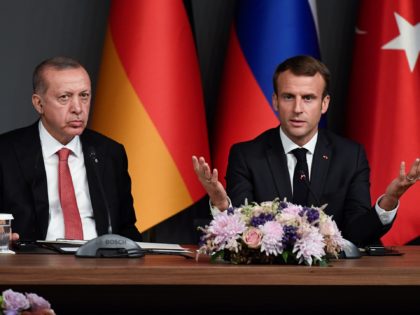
[272,55,330,98]
[32,56,85,94]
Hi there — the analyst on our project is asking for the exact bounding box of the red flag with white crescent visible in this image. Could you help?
[347,0,420,245]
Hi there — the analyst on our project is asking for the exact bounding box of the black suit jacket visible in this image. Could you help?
[226,127,392,246]
[0,122,142,241]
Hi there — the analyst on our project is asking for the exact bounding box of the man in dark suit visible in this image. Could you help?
[193,55,419,246]
[0,56,142,241]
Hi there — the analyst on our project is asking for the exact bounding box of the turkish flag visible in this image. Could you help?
[347,0,420,245]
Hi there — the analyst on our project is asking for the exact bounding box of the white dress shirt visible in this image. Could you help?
[39,121,98,240]
[280,127,317,192]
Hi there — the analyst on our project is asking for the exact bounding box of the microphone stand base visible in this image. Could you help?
[75,234,144,258]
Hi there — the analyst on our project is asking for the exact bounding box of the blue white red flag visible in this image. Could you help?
[213,0,321,185]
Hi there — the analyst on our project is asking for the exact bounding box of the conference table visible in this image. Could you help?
[1,246,420,314]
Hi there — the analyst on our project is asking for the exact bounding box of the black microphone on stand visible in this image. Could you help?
[298,170,321,207]
[75,147,144,258]
[298,171,361,259]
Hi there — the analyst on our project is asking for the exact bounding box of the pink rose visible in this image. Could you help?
[243,227,262,248]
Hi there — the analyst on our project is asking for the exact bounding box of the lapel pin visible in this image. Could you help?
[323,155,329,160]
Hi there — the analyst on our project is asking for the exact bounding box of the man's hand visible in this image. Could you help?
[11,232,19,241]
[380,158,420,210]
[192,156,229,211]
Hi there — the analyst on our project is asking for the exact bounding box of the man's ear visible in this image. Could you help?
[321,95,330,114]
[32,94,43,114]
[272,93,279,111]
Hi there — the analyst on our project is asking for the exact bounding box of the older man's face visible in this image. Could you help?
[32,67,91,145]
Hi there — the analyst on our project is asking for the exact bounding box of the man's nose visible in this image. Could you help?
[71,98,82,113]
[293,98,304,113]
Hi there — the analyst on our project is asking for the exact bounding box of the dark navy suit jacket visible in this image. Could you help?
[0,122,142,241]
[226,127,392,246]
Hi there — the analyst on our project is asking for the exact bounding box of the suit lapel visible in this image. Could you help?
[14,122,50,238]
[80,131,109,235]
[309,130,331,207]
[266,128,293,202]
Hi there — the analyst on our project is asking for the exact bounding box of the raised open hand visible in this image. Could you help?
[192,156,229,210]
[380,158,420,210]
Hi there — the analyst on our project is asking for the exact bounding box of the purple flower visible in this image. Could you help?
[2,289,30,311]
[250,213,275,227]
[282,225,298,248]
[300,207,320,224]
[279,201,289,209]
[25,293,51,311]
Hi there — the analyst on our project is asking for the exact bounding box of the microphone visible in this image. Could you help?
[89,150,112,235]
[298,170,321,207]
[31,149,46,239]
[75,147,144,258]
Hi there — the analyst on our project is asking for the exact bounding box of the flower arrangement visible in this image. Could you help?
[0,289,54,315]
[198,199,345,266]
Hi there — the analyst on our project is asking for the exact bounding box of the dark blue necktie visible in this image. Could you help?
[291,148,309,206]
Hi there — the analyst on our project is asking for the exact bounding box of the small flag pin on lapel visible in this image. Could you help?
[323,155,329,160]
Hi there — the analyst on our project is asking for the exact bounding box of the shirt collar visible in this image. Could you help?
[279,126,318,155]
[38,120,82,159]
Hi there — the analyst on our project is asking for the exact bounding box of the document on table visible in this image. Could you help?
[36,240,191,255]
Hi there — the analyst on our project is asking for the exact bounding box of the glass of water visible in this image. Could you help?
[0,213,14,252]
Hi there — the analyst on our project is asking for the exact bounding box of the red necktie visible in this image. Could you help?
[57,148,83,240]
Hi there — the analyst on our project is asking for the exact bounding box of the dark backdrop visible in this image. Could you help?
[0,0,359,243]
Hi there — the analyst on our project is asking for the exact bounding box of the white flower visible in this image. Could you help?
[277,204,304,226]
[260,221,284,256]
[293,223,325,265]
[320,216,345,256]
[208,211,247,252]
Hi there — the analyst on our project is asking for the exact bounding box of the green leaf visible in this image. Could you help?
[210,250,225,263]
[317,258,329,267]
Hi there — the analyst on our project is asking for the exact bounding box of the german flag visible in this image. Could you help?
[91,0,210,232]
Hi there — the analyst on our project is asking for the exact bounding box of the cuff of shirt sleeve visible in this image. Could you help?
[375,194,398,225]
[209,197,232,217]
